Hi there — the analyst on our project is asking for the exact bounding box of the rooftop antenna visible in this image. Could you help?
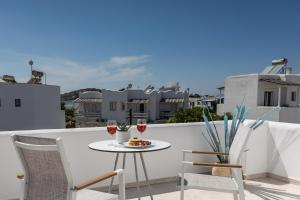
[45,73,47,84]
[28,59,33,78]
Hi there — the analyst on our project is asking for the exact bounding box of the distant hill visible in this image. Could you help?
[61,88,102,101]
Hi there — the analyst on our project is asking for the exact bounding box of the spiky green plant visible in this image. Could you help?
[202,101,249,163]
[117,123,131,132]
[202,100,280,163]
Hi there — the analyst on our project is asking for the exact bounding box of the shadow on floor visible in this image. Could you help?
[95,178,300,200]
[96,180,178,199]
[245,182,300,200]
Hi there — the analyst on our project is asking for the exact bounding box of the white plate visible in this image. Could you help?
[123,141,153,149]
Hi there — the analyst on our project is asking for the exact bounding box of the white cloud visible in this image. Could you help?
[0,51,152,92]
[108,55,151,67]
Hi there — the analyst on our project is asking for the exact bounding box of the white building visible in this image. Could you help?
[0,80,65,131]
[217,58,300,123]
[73,91,102,127]
[101,83,189,123]
[189,94,202,108]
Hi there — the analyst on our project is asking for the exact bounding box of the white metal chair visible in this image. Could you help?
[12,135,126,200]
[180,124,253,200]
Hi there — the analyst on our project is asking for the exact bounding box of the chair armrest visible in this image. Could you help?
[182,161,242,168]
[183,150,229,156]
[17,174,24,180]
[74,170,119,191]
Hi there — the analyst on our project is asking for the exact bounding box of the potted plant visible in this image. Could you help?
[202,102,249,176]
[202,101,280,177]
[116,123,131,144]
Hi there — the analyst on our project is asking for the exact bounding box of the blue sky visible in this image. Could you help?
[0,0,299,94]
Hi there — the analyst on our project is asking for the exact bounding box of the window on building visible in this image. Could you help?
[140,103,145,113]
[291,91,296,102]
[84,103,100,113]
[109,101,117,111]
[264,91,274,106]
[15,99,21,107]
[121,102,125,111]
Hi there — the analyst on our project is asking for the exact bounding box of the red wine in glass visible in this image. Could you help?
[137,119,147,134]
[107,126,117,135]
[107,120,117,136]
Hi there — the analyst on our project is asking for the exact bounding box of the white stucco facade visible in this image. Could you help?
[74,91,102,127]
[101,84,189,123]
[0,83,65,131]
[217,74,300,123]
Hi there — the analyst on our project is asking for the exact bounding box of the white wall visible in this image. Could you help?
[279,107,300,124]
[242,121,270,175]
[148,91,160,121]
[0,84,65,131]
[267,121,300,180]
[221,74,300,124]
[247,107,280,122]
[286,86,298,107]
[243,121,300,182]
[257,81,279,106]
[102,90,128,123]
[216,104,224,115]
[222,74,259,114]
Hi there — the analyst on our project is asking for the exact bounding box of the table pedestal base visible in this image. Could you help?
[109,152,153,200]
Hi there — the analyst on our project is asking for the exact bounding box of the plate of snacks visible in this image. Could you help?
[124,137,152,148]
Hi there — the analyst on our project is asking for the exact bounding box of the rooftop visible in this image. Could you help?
[1,120,300,199]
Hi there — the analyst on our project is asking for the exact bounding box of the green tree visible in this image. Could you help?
[65,108,76,128]
[166,107,231,123]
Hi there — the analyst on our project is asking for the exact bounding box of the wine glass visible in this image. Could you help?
[107,120,117,145]
[137,119,147,136]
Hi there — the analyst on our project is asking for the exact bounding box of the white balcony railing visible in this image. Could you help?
[127,112,148,119]
[1,121,300,199]
[75,112,101,117]
[159,111,175,118]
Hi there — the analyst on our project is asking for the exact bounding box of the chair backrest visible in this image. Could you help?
[12,135,73,200]
[229,123,252,165]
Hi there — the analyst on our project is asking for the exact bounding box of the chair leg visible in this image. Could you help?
[180,174,185,200]
[233,191,238,200]
[109,153,120,193]
[180,188,184,200]
[239,190,245,200]
[117,170,126,200]
[181,152,186,200]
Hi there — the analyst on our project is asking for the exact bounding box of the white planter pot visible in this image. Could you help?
[116,131,131,144]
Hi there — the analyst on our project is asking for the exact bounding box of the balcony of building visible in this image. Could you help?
[159,98,184,119]
[127,99,149,122]
[1,121,300,199]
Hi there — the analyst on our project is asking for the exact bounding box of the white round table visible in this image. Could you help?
[89,140,171,200]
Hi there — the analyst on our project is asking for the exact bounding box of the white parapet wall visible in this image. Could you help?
[243,120,300,182]
[216,104,225,116]
[267,121,300,181]
[1,121,300,199]
[0,122,220,199]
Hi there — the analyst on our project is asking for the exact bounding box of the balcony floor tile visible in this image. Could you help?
[126,177,300,200]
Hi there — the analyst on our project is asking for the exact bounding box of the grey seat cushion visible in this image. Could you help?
[179,173,239,192]
[76,189,118,200]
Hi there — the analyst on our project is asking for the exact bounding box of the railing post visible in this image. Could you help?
[129,109,132,125]
[278,86,281,107]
